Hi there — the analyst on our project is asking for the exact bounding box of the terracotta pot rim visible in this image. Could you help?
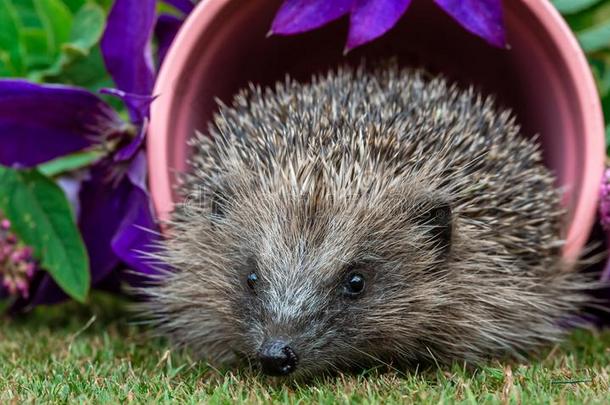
[519,0,604,258]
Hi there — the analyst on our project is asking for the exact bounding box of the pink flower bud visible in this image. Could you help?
[19,246,33,260]
[16,279,29,298]
[10,250,22,264]
[2,245,12,257]
[25,262,36,278]
[1,212,36,299]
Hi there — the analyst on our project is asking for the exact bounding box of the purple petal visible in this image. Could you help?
[99,90,155,162]
[24,263,124,308]
[114,119,148,162]
[16,267,127,310]
[271,0,354,35]
[78,162,133,284]
[434,0,507,48]
[57,176,84,218]
[0,80,122,167]
[155,14,184,67]
[26,274,68,307]
[347,0,412,51]
[100,88,156,124]
[162,0,194,14]
[111,152,163,279]
[126,150,148,190]
[100,0,156,95]
[111,188,160,278]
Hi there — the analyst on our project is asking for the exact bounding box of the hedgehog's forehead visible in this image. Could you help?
[217,144,434,262]
[228,179,423,268]
[224,153,405,198]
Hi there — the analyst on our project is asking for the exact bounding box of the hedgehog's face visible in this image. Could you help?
[205,177,455,378]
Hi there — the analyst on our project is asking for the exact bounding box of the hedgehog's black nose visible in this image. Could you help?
[257,339,298,376]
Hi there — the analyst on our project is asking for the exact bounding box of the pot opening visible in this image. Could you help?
[153,0,602,257]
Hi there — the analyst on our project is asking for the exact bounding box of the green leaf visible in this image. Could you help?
[577,20,610,53]
[33,0,73,56]
[0,0,25,76]
[21,27,54,70]
[0,298,10,313]
[2,0,110,82]
[65,0,113,13]
[13,0,43,29]
[38,149,105,177]
[63,0,86,13]
[38,45,114,92]
[0,166,90,302]
[95,0,113,12]
[68,2,106,53]
[32,2,108,89]
[552,0,604,15]
[588,52,610,95]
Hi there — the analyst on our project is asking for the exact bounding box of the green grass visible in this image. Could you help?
[0,296,609,404]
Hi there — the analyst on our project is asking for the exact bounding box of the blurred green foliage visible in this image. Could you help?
[0,0,112,91]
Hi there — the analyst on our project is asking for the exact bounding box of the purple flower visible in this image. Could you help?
[94,0,162,283]
[100,0,156,97]
[0,81,126,168]
[155,1,195,67]
[0,81,159,305]
[434,0,506,48]
[0,0,171,306]
[271,0,506,51]
[155,14,185,66]
[0,213,36,300]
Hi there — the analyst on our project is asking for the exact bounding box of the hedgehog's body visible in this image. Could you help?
[146,66,589,377]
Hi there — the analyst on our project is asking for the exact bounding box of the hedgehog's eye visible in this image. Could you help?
[247,272,258,290]
[343,272,365,298]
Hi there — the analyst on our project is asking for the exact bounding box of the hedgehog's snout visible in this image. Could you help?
[257,339,299,376]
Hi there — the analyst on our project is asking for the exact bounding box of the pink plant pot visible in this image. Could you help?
[148,0,605,260]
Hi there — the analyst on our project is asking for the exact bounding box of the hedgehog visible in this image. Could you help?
[143,65,593,378]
